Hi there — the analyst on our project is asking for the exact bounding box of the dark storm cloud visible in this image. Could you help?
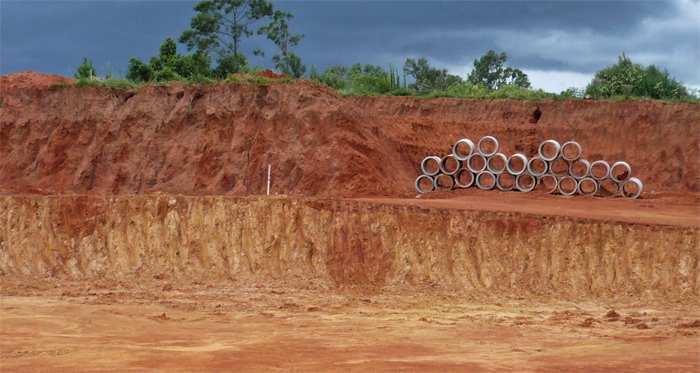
[2,1,697,90]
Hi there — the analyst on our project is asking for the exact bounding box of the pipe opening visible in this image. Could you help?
[621,177,643,199]
[569,159,591,179]
[577,177,598,196]
[454,169,475,188]
[452,139,475,160]
[506,153,527,175]
[476,172,496,190]
[496,172,516,191]
[467,154,487,173]
[440,154,460,175]
[538,140,561,161]
[415,175,435,194]
[536,174,558,194]
[549,157,570,176]
[527,157,548,176]
[420,156,441,176]
[435,174,455,191]
[487,153,507,174]
[477,136,499,157]
[590,160,611,180]
[516,174,536,192]
[561,141,582,161]
[610,161,632,183]
[558,176,578,196]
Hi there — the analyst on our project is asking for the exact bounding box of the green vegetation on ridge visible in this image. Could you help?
[69,0,696,102]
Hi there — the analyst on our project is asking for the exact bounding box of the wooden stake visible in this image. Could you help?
[266,164,271,196]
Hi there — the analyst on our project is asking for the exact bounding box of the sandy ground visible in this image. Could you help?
[1,280,699,372]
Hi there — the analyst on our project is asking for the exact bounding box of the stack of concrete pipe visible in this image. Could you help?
[415,136,643,199]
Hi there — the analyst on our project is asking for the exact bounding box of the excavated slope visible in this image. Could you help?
[1,195,697,299]
[1,72,699,196]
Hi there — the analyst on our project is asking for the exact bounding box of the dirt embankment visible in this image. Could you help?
[1,195,697,300]
[1,72,699,197]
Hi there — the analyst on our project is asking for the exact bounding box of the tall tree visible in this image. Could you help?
[179,0,273,75]
[467,50,531,90]
[403,57,462,93]
[258,10,305,77]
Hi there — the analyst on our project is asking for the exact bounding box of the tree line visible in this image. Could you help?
[74,0,694,101]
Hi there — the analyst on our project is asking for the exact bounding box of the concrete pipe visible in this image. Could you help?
[515,173,537,192]
[557,175,578,196]
[569,159,591,179]
[452,138,475,161]
[538,139,561,161]
[477,135,499,157]
[415,175,435,194]
[536,174,559,194]
[526,156,548,177]
[590,160,611,181]
[486,153,508,174]
[506,153,528,175]
[476,171,496,190]
[420,156,442,176]
[549,157,570,176]
[439,154,461,175]
[561,141,582,161]
[435,173,455,191]
[577,177,598,197]
[454,169,475,188]
[496,172,516,191]
[467,153,487,173]
[597,178,620,197]
[621,177,643,199]
[610,161,632,183]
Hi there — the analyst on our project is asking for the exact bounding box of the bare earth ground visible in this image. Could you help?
[1,192,699,372]
[1,74,699,371]
[2,280,700,372]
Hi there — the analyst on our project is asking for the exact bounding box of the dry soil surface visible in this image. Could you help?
[2,280,700,372]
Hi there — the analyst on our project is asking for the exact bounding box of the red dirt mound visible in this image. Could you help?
[0,72,698,196]
[0,71,73,92]
[256,69,287,79]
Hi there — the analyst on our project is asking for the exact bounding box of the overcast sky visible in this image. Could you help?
[2,0,698,92]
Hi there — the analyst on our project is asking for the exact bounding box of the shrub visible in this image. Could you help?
[214,53,248,78]
[425,82,555,100]
[75,58,97,80]
[310,65,349,90]
[153,66,182,82]
[126,58,153,82]
[586,54,689,100]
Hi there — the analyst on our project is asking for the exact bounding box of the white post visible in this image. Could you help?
[266,164,271,196]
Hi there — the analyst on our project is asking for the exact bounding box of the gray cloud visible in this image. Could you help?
[2,0,697,90]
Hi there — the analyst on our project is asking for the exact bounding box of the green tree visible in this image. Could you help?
[403,57,462,93]
[213,53,247,77]
[312,65,349,89]
[258,10,305,77]
[126,58,153,82]
[128,38,212,82]
[467,50,531,90]
[586,54,689,99]
[180,0,273,74]
[75,57,97,80]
